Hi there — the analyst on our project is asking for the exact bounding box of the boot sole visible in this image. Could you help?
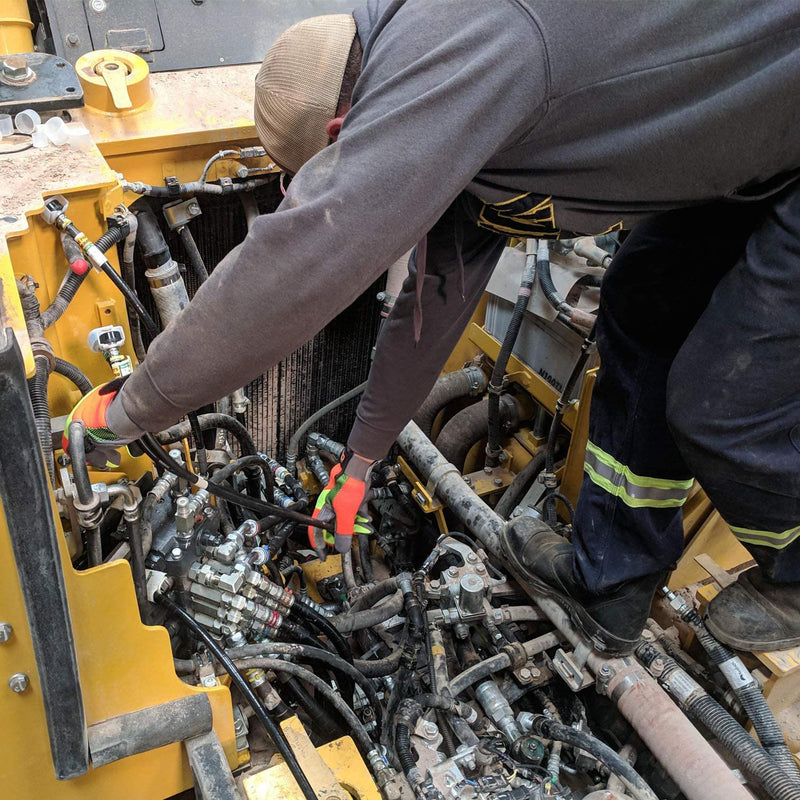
[704,614,800,653]
[500,527,638,657]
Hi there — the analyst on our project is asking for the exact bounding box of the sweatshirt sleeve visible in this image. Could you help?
[108,0,547,439]
[347,196,505,460]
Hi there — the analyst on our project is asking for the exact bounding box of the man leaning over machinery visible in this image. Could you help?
[65,1,800,657]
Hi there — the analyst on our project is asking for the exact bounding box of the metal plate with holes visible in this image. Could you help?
[0,53,84,114]
[45,0,356,73]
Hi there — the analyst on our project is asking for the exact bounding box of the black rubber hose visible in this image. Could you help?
[29,355,55,485]
[494,449,547,519]
[52,358,92,395]
[358,533,374,583]
[290,600,354,665]
[159,597,317,800]
[333,592,404,635]
[94,224,128,255]
[543,325,596,525]
[100,263,160,338]
[637,642,800,799]
[541,490,575,523]
[436,395,520,472]
[530,716,656,800]
[228,643,382,737]
[349,576,401,612]
[230,657,375,758]
[210,455,274,504]
[135,208,171,268]
[40,270,87,329]
[157,414,263,498]
[684,607,800,780]
[179,226,210,284]
[187,410,208,474]
[395,720,417,778]
[354,648,403,678]
[413,366,488,437]
[687,695,800,800]
[486,255,536,465]
[138,434,333,532]
[281,675,343,740]
[286,381,368,473]
[157,413,257,456]
[67,420,94,506]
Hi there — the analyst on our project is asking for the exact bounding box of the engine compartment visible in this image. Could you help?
[0,50,797,800]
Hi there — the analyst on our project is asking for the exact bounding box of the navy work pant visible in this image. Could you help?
[573,183,800,593]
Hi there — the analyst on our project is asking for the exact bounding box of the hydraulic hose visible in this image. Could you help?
[413,365,488,438]
[537,240,596,331]
[119,214,145,360]
[333,591,404,635]
[680,603,800,780]
[290,599,353,665]
[637,642,800,800]
[40,233,90,329]
[486,245,536,465]
[227,643,382,737]
[494,449,547,519]
[354,648,403,678]
[230,657,376,758]
[529,716,657,800]
[286,381,368,474]
[178,226,210,284]
[123,177,271,197]
[94,224,128,254]
[542,324,596,525]
[281,675,343,740]
[436,395,521,472]
[137,434,334,533]
[157,414,263,498]
[160,598,317,800]
[67,420,94,507]
[52,358,92,395]
[210,455,274,504]
[66,420,102,566]
[29,355,55,484]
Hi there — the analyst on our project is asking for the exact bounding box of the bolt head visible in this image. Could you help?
[475,564,486,574]
[519,667,532,680]
[8,673,29,693]
[188,203,201,216]
[599,664,611,676]
[467,553,478,563]
[66,34,80,46]
[170,547,183,559]
[0,623,12,643]
[90,0,107,11]
[422,721,438,739]
[2,56,29,81]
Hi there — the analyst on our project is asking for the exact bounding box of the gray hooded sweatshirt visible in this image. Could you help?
[109,0,800,460]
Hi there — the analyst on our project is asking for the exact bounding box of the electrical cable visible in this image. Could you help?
[158,596,317,800]
[138,434,333,533]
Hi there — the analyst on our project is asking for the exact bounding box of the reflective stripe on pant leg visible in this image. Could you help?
[728,523,800,550]
[584,440,693,509]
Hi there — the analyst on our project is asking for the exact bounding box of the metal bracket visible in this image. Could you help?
[552,647,594,692]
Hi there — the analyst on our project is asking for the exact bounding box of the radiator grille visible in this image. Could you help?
[133,181,384,462]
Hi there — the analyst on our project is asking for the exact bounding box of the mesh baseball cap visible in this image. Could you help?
[254,14,358,175]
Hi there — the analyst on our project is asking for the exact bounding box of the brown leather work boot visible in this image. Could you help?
[705,567,800,651]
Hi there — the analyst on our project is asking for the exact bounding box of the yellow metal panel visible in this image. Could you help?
[0,0,34,54]
[467,323,577,430]
[243,717,380,800]
[0,496,236,798]
[669,511,754,590]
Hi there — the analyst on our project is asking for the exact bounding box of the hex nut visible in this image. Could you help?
[0,623,12,643]
[2,56,29,82]
[8,673,29,693]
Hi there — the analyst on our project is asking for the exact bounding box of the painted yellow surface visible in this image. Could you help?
[0,53,270,798]
[0,495,236,798]
[0,0,34,54]
[243,716,379,800]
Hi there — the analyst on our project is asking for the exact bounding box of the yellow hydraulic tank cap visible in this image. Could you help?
[75,49,151,114]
